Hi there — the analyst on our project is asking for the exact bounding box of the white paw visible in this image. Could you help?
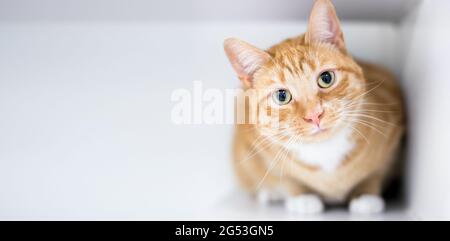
[285,194,324,214]
[349,194,385,214]
[257,189,285,205]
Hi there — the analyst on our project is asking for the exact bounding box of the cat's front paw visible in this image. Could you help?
[285,194,324,214]
[257,189,285,205]
[349,194,385,214]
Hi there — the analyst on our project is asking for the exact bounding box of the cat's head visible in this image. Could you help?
[224,0,366,143]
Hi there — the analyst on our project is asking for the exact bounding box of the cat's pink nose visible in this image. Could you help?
[303,109,324,126]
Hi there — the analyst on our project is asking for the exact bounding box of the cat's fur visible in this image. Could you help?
[224,0,404,214]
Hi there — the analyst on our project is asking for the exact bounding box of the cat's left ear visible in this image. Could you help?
[305,0,345,50]
[223,38,271,87]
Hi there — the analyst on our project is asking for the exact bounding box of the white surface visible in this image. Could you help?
[400,0,450,220]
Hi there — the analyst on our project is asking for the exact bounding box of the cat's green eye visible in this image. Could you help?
[272,89,292,105]
[318,71,335,88]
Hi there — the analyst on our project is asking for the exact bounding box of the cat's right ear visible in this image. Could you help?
[305,0,345,50]
[223,38,271,87]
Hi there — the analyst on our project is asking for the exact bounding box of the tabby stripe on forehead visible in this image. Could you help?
[306,58,316,70]
[277,71,286,84]
[293,57,302,74]
[297,51,308,72]
[284,63,295,76]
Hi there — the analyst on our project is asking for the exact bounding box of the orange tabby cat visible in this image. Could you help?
[224,0,404,214]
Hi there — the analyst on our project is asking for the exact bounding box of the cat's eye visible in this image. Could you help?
[272,89,292,105]
[318,71,335,88]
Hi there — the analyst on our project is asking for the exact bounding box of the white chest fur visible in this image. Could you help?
[288,126,354,172]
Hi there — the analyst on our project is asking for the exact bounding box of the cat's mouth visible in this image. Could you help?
[310,126,327,135]
[289,125,329,137]
[299,125,336,142]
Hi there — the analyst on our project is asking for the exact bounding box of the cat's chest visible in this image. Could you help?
[288,127,355,172]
